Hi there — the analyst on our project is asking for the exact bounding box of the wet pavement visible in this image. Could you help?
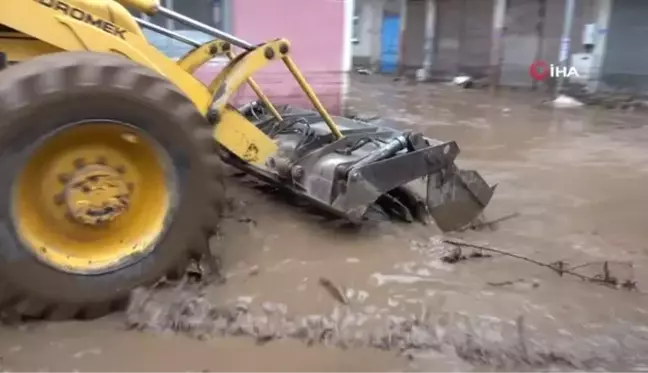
[2,74,648,371]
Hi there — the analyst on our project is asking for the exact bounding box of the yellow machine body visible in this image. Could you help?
[0,0,495,321]
[0,0,287,167]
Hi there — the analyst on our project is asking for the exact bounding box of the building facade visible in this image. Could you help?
[354,0,648,94]
[600,0,648,92]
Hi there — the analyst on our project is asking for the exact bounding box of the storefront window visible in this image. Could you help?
[169,0,224,58]
[174,0,223,30]
[127,0,168,27]
[129,0,227,60]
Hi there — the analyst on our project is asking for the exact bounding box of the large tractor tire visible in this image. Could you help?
[0,52,224,320]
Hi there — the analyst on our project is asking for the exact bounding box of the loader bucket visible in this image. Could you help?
[423,168,497,231]
[230,102,496,232]
[130,20,495,231]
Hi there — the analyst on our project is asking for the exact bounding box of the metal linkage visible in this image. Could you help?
[157,7,253,50]
[138,7,343,139]
[135,18,201,47]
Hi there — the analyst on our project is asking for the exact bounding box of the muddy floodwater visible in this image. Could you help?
[2,75,648,371]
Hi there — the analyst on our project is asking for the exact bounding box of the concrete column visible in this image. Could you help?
[421,0,437,79]
[222,0,231,32]
[532,0,547,91]
[397,0,408,75]
[368,0,386,71]
[588,0,613,92]
[555,0,577,96]
[343,0,355,74]
[166,0,174,29]
[341,0,355,114]
[489,0,507,92]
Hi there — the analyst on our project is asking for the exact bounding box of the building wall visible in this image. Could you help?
[226,0,346,114]
[457,0,493,76]
[353,0,379,67]
[499,0,542,86]
[402,0,426,72]
[359,0,628,93]
[403,0,493,77]
[500,0,596,87]
[600,0,648,92]
[352,0,404,71]
[389,0,603,87]
[434,0,462,75]
[140,0,347,114]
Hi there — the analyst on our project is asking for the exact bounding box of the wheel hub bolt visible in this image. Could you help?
[63,164,131,226]
[73,158,86,169]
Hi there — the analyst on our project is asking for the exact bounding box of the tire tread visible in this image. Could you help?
[0,51,225,320]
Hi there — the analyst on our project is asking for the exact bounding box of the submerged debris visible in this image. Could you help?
[440,245,492,264]
[457,212,520,232]
[125,283,640,370]
[319,277,349,305]
[546,94,585,108]
[444,239,640,292]
[452,75,474,89]
[355,68,373,76]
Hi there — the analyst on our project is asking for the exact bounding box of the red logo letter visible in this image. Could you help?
[529,60,550,81]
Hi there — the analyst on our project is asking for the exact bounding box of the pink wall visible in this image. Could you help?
[195,0,345,114]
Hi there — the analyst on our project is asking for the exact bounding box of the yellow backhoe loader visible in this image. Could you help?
[0,0,495,320]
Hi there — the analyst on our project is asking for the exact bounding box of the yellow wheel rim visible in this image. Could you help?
[12,122,177,274]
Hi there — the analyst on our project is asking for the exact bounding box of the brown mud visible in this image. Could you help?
[1,75,648,371]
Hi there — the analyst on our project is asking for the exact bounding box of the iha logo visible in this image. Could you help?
[529,60,580,81]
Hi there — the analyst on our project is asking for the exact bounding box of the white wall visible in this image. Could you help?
[353,0,372,58]
[352,0,385,67]
[353,0,382,59]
